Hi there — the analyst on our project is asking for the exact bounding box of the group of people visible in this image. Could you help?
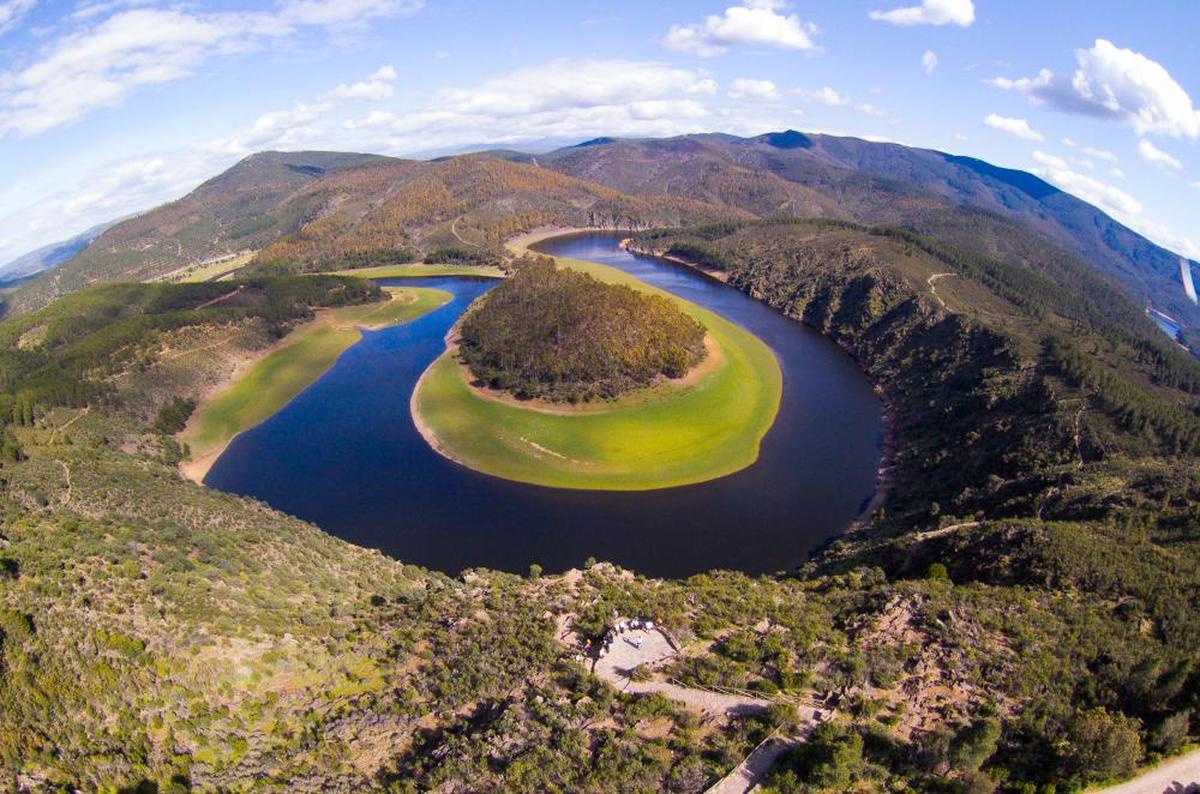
[588,614,659,656]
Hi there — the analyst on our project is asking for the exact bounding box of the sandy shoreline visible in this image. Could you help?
[505,226,621,256]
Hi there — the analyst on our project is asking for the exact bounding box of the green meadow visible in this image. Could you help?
[332,263,506,279]
[413,256,782,490]
[183,286,450,478]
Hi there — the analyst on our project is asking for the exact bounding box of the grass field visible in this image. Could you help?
[412,257,782,490]
[333,263,506,279]
[182,287,451,480]
[152,252,256,283]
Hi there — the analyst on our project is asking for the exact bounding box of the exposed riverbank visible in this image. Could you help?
[181,287,451,483]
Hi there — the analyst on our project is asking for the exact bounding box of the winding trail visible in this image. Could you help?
[927,272,957,309]
[450,216,480,248]
[914,520,982,542]
[58,460,72,506]
[575,619,825,791]
[47,406,89,446]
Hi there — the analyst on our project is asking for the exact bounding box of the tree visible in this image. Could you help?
[951,717,1000,773]
[1064,707,1143,782]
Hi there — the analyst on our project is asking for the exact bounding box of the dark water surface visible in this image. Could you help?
[206,233,884,577]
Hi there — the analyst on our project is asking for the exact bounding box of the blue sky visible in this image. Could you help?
[0,0,1197,267]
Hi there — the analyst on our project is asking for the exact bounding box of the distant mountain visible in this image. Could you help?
[14,131,1199,331]
[516,131,1200,329]
[0,220,116,282]
[6,151,737,312]
[5,151,387,313]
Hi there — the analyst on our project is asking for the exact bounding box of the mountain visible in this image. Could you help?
[0,220,116,283]
[4,151,387,313]
[6,151,737,313]
[11,131,1199,337]
[516,131,1200,330]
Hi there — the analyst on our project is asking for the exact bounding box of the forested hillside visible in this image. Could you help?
[458,257,706,401]
[7,152,738,314]
[527,132,1200,332]
[0,215,1196,789]
[6,152,386,314]
[17,130,1197,340]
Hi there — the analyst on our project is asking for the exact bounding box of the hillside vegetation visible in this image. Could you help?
[21,130,1198,344]
[0,205,1197,788]
[459,257,706,402]
[533,131,1200,332]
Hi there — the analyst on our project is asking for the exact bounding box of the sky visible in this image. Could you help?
[0,0,1197,267]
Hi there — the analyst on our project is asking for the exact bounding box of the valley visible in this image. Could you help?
[0,136,1197,793]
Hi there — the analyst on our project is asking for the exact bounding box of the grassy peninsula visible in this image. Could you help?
[412,256,781,490]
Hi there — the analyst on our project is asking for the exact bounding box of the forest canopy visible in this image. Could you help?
[458,258,706,402]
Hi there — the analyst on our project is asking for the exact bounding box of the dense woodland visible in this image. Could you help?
[0,211,1197,790]
[458,257,706,402]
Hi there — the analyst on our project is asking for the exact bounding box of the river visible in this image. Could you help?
[205,233,884,577]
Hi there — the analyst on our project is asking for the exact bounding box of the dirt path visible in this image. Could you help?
[557,613,825,791]
[705,735,803,794]
[58,460,72,506]
[450,216,480,248]
[914,520,982,542]
[194,285,244,310]
[1095,748,1200,793]
[927,272,957,309]
[47,406,89,446]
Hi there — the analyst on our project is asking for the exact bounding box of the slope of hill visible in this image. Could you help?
[248,153,740,272]
[524,132,1200,331]
[1,217,1197,789]
[15,131,1196,335]
[0,220,116,283]
[5,151,388,313]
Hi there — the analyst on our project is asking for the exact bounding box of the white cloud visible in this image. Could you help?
[1082,146,1117,163]
[274,0,422,28]
[1031,150,1069,170]
[663,0,817,58]
[1031,159,1199,259]
[0,0,37,34]
[326,64,397,101]
[922,50,938,75]
[336,58,741,155]
[983,113,1043,141]
[437,59,716,118]
[1191,181,1200,191]
[206,65,401,154]
[0,2,421,137]
[992,39,1200,139]
[728,78,780,101]
[1137,138,1182,170]
[1037,164,1142,216]
[1061,137,1076,147]
[869,0,974,27]
[1110,167,1125,179]
[954,132,968,141]
[795,86,886,117]
[798,86,846,107]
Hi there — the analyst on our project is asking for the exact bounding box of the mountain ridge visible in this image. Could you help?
[7,131,1198,336]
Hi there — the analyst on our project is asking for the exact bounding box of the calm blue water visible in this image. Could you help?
[205,234,884,577]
